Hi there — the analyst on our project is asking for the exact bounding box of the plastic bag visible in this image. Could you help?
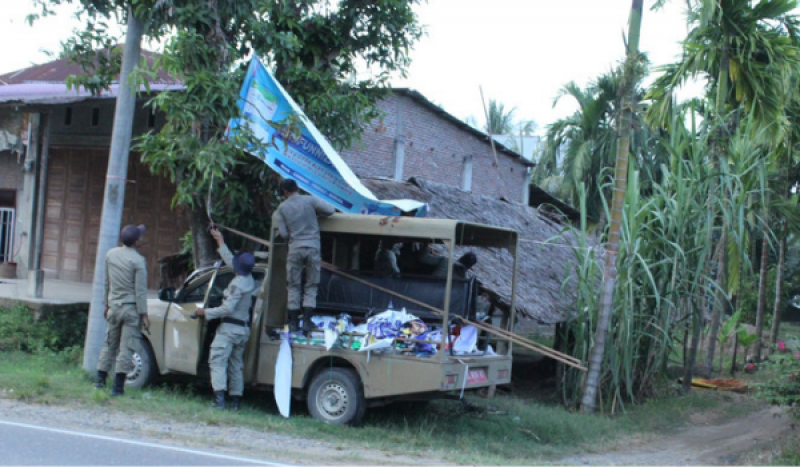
[366,307,420,339]
[452,325,478,353]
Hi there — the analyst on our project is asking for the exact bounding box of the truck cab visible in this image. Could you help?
[136,213,520,425]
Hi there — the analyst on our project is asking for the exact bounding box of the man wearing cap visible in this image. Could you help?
[275,178,335,334]
[95,224,150,397]
[194,227,258,410]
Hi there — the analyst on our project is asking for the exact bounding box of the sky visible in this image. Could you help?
[0,1,692,135]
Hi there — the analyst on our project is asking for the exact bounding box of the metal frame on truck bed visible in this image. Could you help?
[135,213,521,425]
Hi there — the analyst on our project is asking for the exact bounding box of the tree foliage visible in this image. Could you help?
[30,0,423,266]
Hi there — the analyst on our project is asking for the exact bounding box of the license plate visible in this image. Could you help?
[467,368,487,384]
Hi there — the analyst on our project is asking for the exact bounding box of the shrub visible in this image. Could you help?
[753,344,800,416]
[0,304,88,352]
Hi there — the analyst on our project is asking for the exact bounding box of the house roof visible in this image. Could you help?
[361,177,597,324]
[0,49,184,107]
[391,88,534,167]
[528,184,582,224]
[0,49,177,85]
[0,82,184,106]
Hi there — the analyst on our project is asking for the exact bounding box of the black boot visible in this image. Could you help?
[211,390,226,410]
[287,309,301,332]
[110,373,126,397]
[229,396,241,412]
[302,307,315,335]
[94,370,108,390]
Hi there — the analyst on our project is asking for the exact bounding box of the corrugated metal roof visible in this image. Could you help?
[0,49,177,85]
[0,82,185,105]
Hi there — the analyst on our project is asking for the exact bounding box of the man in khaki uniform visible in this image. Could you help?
[96,224,151,397]
[195,227,257,410]
[275,179,335,334]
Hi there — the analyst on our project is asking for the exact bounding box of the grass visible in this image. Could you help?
[0,347,771,465]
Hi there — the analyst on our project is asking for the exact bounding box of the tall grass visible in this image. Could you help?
[559,107,769,410]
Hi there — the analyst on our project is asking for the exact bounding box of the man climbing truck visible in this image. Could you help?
[127,213,584,425]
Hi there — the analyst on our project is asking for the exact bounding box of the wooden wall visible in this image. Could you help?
[42,148,187,289]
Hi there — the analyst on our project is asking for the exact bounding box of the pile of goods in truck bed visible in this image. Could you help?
[287,307,491,357]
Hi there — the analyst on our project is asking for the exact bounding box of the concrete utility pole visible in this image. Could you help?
[83,10,145,371]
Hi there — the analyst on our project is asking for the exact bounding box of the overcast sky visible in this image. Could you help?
[1,1,693,134]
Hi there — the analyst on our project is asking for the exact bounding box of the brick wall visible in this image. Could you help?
[340,93,530,202]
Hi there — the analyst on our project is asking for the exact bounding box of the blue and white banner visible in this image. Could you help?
[227,57,428,217]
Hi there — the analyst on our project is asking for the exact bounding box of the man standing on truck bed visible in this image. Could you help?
[276,178,336,334]
[95,224,150,397]
[194,227,257,410]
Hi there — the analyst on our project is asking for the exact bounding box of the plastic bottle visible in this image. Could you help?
[388,299,394,310]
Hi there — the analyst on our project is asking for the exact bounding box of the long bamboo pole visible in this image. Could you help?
[320,263,586,370]
[219,224,587,370]
[461,317,586,370]
[459,316,583,366]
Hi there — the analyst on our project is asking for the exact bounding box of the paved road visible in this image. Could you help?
[0,419,290,466]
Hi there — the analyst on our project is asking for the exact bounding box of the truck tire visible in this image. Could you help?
[126,338,157,389]
[307,367,366,425]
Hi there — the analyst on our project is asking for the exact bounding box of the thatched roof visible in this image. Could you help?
[362,177,598,324]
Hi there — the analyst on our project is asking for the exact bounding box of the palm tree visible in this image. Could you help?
[770,90,800,346]
[536,67,658,226]
[580,0,645,414]
[648,0,800,380]
[486,99,516,134]
[535,80,617,223]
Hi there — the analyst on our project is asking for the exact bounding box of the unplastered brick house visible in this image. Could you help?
[340,89,534,203]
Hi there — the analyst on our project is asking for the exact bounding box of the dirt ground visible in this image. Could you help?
[555,404,797,466]
[514,350,799,466]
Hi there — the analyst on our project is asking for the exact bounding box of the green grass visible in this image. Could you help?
[0,348,771,465]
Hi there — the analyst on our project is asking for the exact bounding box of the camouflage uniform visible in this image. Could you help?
[204,245,257,396]
[276,194,335,309]
[97,246,148,375]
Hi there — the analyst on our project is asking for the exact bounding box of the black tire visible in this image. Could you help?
[307,367,366,426]
[126,338,157,389]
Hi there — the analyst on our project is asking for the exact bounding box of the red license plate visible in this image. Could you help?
[467,368,488,384]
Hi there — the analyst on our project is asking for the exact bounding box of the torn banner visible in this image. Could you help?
[227,57,428,217]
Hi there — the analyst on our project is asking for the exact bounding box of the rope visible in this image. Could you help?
[519,238,599,251]
[458,359,469,399]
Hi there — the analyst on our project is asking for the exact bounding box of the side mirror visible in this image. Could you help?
[159,287,176,302]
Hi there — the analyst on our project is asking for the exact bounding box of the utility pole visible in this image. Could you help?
[83,9,145,371]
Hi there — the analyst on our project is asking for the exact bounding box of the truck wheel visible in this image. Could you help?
[307,368,366,425]
[126,338,157,389]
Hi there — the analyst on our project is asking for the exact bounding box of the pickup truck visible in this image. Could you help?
[127,213,520,425]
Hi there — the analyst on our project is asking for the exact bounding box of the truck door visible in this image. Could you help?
[164,271,234,374]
